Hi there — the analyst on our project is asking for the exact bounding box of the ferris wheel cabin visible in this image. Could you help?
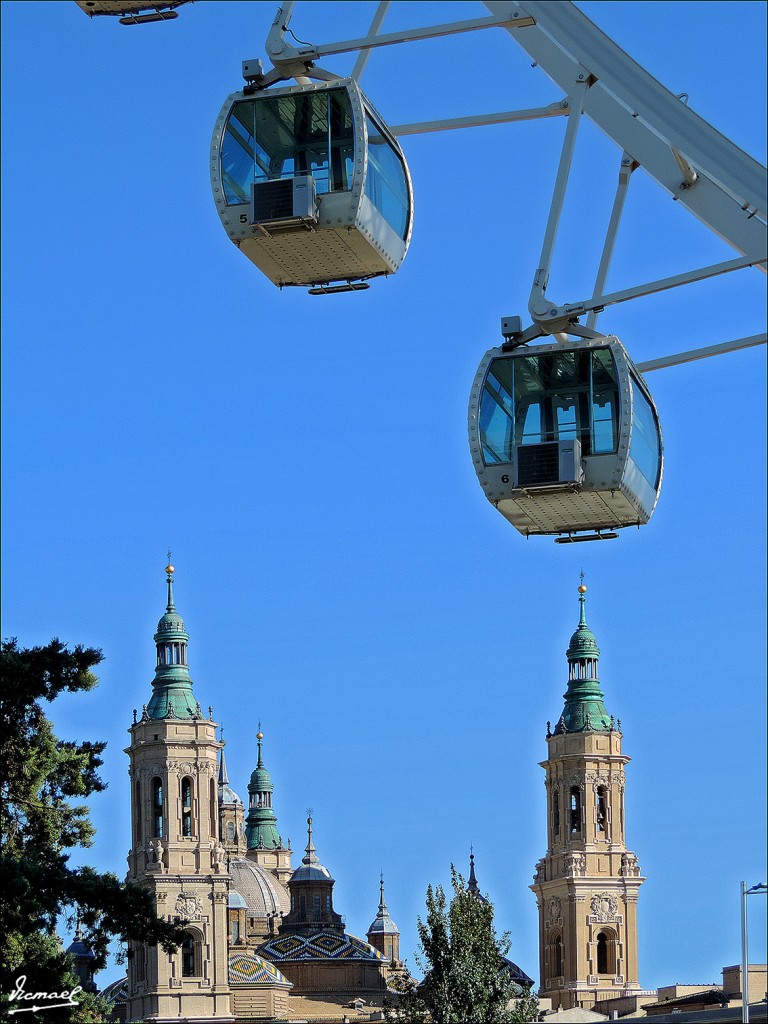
[210,79,413,290]
[468,336,663,539]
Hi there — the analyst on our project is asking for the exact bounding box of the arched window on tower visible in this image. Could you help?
[180,932,200,978]
[227,821,235,841]
[134,781,142,844]
[181,777,193,837]
[209,777,217,840]
[596,930,617,975]
[550,932,563,979]
[596,786,608,833]
[570,786,581,835]
[553,789,560,838]
[152,778,164,838]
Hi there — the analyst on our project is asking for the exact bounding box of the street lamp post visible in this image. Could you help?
[740,881,767,1024]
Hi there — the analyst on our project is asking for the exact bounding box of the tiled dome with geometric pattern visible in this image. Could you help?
[259,931,385,962]
[229,950,292,987]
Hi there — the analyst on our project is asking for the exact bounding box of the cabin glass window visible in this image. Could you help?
[629,377,661,488]
[479,362,515,463]
[222,90,354,205]
[480,348,619,466]
[514,350,591,451]
[591,349,619,453]
[365,114,410,239]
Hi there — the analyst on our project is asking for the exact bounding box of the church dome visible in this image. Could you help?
[290,815,335,883]
[567,621,600,659]
[259,931,386,963]
[228,888,248,910]
[249,765,274,792]
[367,876,399,936]
[229,858,290,918]
[229,949,292,987]
[221,782,244,807]
[155,608,187,637]
[566,584,600,660]
[66,936,95,960]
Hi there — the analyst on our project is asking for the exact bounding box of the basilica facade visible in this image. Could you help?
[123,564,401,1023]
[113,565,641,1022]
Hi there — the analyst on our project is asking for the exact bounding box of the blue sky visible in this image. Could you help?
[2,0,766,993]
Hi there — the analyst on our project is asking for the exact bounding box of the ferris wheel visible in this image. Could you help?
[74,0,767,542]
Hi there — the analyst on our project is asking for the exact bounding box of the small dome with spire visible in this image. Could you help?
[154,561,188,638]
[246,730,283,851]
[292,816,334,883]
[219,746,244,808]
[554,581,611,734]
[467,850,488,904]
[367,875,399,936]
[566,583,600,661]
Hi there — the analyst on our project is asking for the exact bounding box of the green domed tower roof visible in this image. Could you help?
[554,581,611,734]
[245,730,283,851]
[145,561,203,720]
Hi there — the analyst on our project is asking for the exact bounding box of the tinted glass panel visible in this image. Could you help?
[222,91,354,206]
[479,348,619,466]
[479,361,514,464]
[590,348,619,454]
[365,114,409,238]
[629,378,661,488]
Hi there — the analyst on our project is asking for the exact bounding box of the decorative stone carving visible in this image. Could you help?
[564,852,586,877]
[168,761,195,776]
[175,893,202,920]
[620,852,641,877]
[547,896,562,921]
[210,840,226,873]
[146,840,161,872]
[533,859,546,883]
[590,893,618,921]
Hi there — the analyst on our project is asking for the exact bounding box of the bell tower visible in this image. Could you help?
[244,729,293,887]
[531,582,644,1012]
[125,561,233,1023]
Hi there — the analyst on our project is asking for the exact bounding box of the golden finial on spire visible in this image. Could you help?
[257,719,263,741]
[578,569,587,594]
[165,549,174,576]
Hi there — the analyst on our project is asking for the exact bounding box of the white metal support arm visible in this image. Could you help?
[484,0,766,266]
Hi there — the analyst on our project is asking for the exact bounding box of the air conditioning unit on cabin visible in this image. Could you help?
[250,175,317,226]
[514,438,584,489]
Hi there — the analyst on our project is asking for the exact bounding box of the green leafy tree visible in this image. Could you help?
[0,638,185,1023]
[386,868,539,1024]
